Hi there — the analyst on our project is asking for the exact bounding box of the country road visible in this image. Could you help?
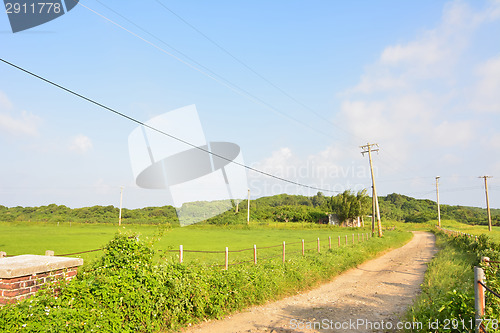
[181,231,437,333]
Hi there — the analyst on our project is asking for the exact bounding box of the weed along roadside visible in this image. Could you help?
[405,226,500,333]
[0,228,411,332]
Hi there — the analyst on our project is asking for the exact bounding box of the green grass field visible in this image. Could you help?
[437,219,500,241]
[0,221,382,265]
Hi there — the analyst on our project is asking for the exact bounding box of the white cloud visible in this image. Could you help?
[439,153,462,166]
[339,0,499,156]
[69,134,93,153]
[486,132,500,149]
[251,147,295,178]
[0,91,13,110]
[470,55,500,113]
[0,91,42,137]
[250,145,370,197]
[93,178,112,195]
[348,1,498,96]
[432,120,475,147]
[0,110,41,137]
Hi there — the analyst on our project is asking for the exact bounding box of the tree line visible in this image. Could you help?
[0,192,498,226]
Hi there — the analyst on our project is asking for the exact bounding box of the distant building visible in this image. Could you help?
[328,214,362,227]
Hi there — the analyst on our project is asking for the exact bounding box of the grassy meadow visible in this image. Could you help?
[0,221,388,265]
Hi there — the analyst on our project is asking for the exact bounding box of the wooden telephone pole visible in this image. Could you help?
[436,177,441,228]
[118,186,124,226]
[479,176,493,231]
[361,143,383,237]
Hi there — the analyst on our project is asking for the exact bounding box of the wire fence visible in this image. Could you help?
[0,233,376,271]
[159,233,374,269]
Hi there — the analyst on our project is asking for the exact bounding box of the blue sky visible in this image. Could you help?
[1,0,499,209]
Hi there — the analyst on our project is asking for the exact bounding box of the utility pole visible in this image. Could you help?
[247,189,250,225]
[436,176,441,228]
[479,176,493,232]
[118,186,124,226]
[361,143,382,237]
[371,186,375,234]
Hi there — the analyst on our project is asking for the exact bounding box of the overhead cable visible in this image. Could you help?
[0,58,339,194]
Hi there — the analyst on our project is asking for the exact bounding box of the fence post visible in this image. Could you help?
[179,245,183,264]
[329,236,331,250]
[474,266,485,332]
[338,236,340,247]
[302,239,305,256]
[253,245,257,265]
[482,256,490,266]
[317,238,320,253]
[282,241,286,264]
[225,247,229,270]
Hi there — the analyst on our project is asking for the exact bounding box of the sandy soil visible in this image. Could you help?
[181,231,437,333]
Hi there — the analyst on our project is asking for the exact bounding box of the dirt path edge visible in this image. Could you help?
[182,231,437,333]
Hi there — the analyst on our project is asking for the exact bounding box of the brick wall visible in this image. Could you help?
[0,254,83,306]
[0,266,79,305]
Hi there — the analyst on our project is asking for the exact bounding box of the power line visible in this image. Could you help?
[152,0,358,144]
[0,58,339,194]
[77,1,430,184]
[77,1,339,142]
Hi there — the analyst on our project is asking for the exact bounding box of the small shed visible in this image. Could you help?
[328,214,362,227]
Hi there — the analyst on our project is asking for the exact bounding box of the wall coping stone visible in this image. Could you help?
[0,255,83,278]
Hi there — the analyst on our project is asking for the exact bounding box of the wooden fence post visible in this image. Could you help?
[474,266,485,332]
[338,236,340,247]
[317,238,320,253]
[253,245,257,265]
[179,245,183,264]
[225,247,229,270]
[282,241,286,264]
[302,239,305,256]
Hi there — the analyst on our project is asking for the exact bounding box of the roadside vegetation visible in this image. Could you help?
[406,226,500,332]
[0,230,411,332]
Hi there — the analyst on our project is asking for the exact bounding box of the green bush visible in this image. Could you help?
[0,230,411,332]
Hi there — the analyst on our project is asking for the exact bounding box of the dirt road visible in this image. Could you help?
[182,231,437,333]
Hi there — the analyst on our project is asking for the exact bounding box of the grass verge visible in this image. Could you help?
[405,231,476,332]
[405,228,500,332]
